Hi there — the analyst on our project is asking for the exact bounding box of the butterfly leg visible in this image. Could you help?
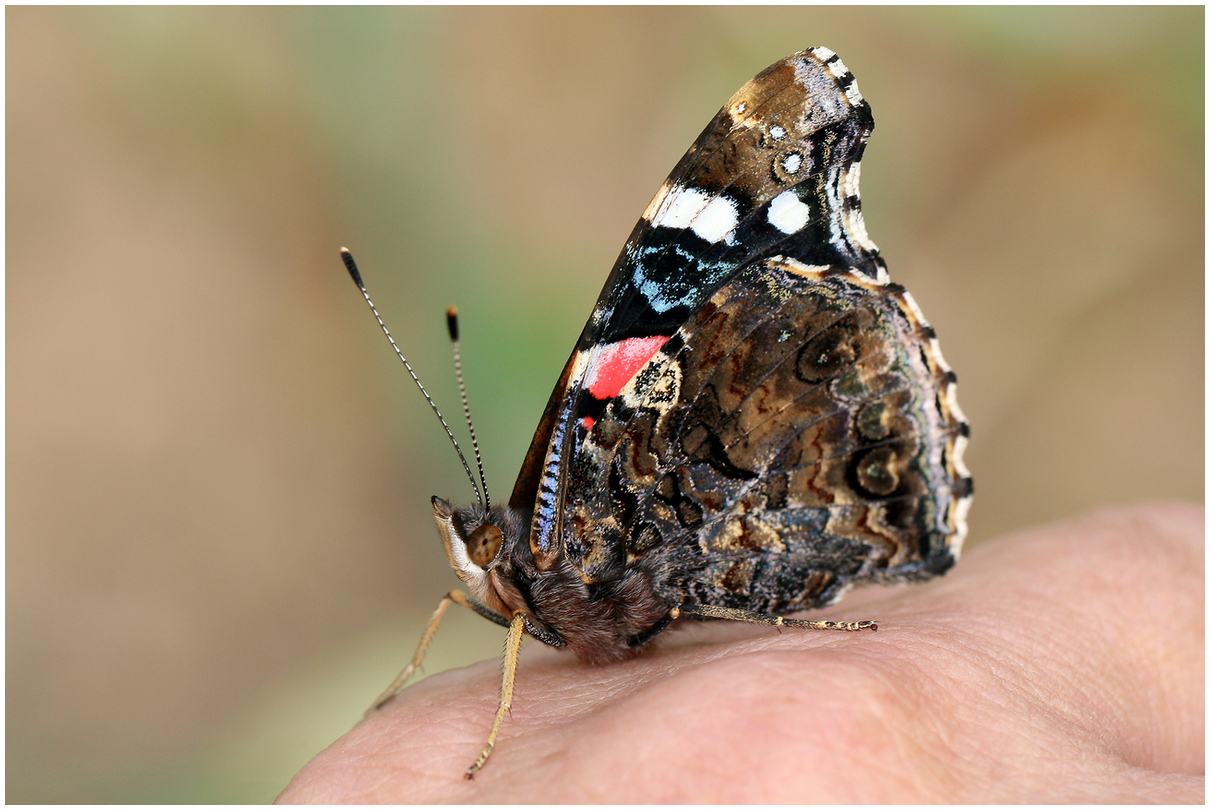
[673,603,877,632]
[366,589,510,715]
[465,610,527,779]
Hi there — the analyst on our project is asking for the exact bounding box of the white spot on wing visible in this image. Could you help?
[768,190,810,234]
[650,185,705,228]
[769,124,786,140]
[781,153,802,174]
[693,194,739,243]
[650,184,738,244]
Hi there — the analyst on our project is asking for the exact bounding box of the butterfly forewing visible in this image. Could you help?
[596,47,880,344]
[512,48,887,564]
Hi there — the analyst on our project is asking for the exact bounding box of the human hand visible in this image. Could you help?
[278,502,1203,803]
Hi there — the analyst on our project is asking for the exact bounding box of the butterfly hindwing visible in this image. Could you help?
[565,259,969,613]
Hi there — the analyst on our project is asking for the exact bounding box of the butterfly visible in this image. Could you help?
[345,46,972,777]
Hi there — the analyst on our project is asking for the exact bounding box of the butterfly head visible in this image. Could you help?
[431,495,526,614]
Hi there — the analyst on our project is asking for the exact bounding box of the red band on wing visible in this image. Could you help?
[584,336,670,401]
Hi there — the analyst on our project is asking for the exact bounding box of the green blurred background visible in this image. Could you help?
[7,6,1203,803]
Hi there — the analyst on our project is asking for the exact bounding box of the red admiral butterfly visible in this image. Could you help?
[345,47,971,777]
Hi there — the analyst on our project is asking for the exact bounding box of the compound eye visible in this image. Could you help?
[466,523,503,567]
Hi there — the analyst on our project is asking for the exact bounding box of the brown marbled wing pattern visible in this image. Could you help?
[561,258,968,615]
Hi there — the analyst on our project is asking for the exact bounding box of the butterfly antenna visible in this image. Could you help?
[341,248,484,509]
[446,307,491,511]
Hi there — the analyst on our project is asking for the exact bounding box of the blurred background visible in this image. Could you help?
[7,7,1203,803]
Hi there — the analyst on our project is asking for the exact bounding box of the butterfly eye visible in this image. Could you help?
[466,523,503,567]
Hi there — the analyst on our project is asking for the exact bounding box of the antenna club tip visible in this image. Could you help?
[446,307,459,342]
[340,249,364,288]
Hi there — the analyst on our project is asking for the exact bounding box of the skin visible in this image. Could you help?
[278,502,1203,803]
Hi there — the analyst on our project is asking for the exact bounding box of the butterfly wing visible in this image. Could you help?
[512,48,970,605]
[565,259,971,612]
[511,48,885,553]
